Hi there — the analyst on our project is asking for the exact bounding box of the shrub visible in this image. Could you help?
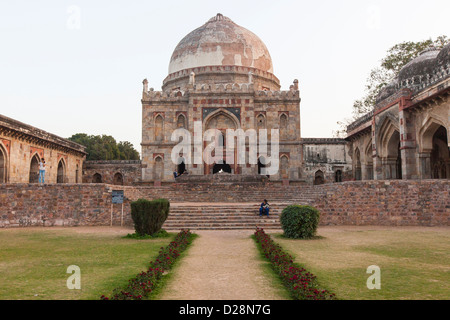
[130,198,170,236]
[280,205,320,239]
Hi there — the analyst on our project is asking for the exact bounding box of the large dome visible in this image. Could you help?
[168,14,274,75]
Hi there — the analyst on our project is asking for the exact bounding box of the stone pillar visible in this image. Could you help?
[418,152,432,179]
[399,109,417,179]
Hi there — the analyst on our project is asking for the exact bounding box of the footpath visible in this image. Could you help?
[158,230,286,300]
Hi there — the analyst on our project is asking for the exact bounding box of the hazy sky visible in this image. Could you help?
[0,0,448,153]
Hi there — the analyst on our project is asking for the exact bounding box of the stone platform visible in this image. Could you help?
[174,172,269,184]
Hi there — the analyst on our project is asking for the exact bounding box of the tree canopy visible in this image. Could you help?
[68,133,140,161]
[334,35,448,137]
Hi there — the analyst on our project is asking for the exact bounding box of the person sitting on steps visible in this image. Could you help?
[259,199,270,217]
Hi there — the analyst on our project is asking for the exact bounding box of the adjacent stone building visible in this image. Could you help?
[302,138,352,184]
[346,45,450,180]
[0,114,86,183]
[82,160,143,185]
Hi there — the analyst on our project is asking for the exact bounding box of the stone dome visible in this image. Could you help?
[398,47,440,81]
[168,14,274,75]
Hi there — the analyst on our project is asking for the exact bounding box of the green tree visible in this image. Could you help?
[68,134,140,161]
[334,35,448,138]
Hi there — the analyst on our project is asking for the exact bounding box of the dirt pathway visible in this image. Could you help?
[158,230,287,300]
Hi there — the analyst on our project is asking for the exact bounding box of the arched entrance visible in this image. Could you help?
[93,173,102,183]
[57,159,66,183]
[335,170,342,182]
[177,157,186,175]
[314,170,324,185]
[204,110,239,175]
[0,144,7,183]
[430,126,449,179]
[213,162,232,174]
[29,154,40,183]
[113,172,124,185]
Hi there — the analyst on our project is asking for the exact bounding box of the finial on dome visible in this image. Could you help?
[142,78,148,92]
[293,79,299,90]
[189,72,196,85]
[208,13,232,23]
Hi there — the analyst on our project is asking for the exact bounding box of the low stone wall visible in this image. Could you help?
[0,184,137,228]
[0,180,448,227]
[312,180,449,226]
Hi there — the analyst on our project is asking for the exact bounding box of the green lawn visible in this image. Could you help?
[0,227,174,300]
[272,226,450,300]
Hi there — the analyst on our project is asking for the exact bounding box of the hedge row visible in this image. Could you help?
[101,229,194,300]
[254,228,336,300]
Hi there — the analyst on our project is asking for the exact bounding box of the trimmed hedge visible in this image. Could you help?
[280,205,320,239]
[130,198,170,236]
[254,228,336,300]
[101,229,194,300]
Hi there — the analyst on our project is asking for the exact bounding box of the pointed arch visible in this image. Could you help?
[378,117,400,159]
[280,155,289,179]
[0,142,8,183]
[256,113,266,130]
[57,158,66,183]
[154,156,164,181]
[155,114,164,142]
[29,153,41,183]
[113,172,124,185]
[418,116,447,153]
[203,109,240,131]
[93,173,103,183]
[177,114,186,129]
[279,113,288,140]
[314,170,324,185]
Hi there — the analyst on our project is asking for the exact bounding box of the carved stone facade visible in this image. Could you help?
[141,14,304,183]
[0,114,86,184]
[347,45,450,180]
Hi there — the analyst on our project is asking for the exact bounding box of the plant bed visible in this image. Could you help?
[101,229,195,300]
[253,228,336,300]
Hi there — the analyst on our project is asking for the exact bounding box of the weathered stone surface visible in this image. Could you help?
[0,180,448,228]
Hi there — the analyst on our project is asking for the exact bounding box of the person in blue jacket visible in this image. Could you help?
[259,199,270,217]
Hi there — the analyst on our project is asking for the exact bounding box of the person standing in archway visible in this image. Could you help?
[38,158,46,184]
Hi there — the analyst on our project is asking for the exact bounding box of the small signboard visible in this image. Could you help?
[112,190,124,204]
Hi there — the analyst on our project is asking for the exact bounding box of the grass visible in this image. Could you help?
[0,227,174,300]
[271,226,450,300]
[251,234,293,300]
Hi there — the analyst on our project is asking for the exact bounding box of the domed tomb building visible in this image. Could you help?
[141,14,303,182]
[346,44,450,180]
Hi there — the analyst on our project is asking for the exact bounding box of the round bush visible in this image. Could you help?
[280,205,320,239]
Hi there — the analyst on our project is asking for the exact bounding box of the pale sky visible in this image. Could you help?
[0,0,448,154]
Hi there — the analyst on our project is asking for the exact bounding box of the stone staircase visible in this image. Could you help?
[164,202,291,230]
[137,183,326,230]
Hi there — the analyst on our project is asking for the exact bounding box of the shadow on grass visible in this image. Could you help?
[273,233,326,241]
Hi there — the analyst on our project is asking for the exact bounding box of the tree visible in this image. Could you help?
[333,35,449,138]
[68,133,140,161]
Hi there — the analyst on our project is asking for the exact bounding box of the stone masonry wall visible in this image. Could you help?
[0,180,448,228]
